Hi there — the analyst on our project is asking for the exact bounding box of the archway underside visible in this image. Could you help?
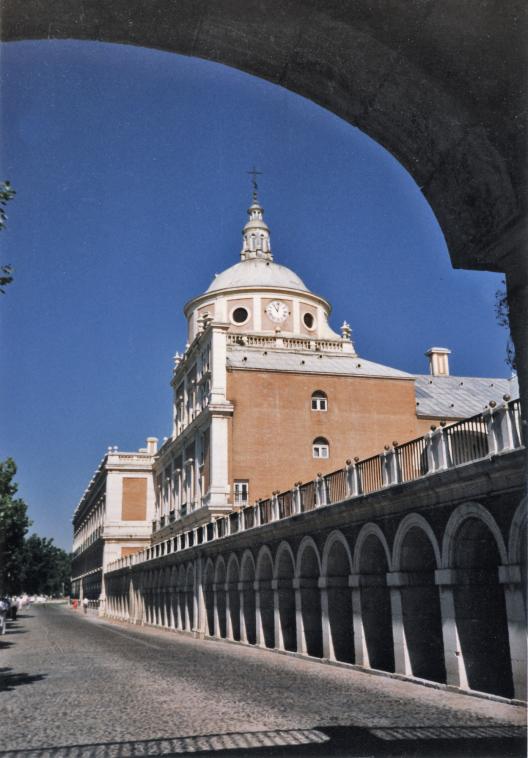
[2,0,526,406]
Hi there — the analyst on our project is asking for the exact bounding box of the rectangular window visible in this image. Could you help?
[234,480,249,506]
[313,445,329,459]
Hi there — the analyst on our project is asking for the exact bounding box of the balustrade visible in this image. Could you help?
[106,399,522,574]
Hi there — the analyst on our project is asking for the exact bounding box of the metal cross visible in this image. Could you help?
[247,166,263,194]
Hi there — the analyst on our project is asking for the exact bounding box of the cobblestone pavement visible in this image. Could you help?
[0,605,525,757]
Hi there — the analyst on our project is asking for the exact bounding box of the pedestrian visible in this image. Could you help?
[72,598,78,609]
[0,597,9,635]
[82,597,89,615]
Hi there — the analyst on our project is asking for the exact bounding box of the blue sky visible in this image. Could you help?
[0,40,509,550]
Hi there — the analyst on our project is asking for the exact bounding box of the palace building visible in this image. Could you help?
[149,189,518,544]
[71,440,157,600]
[71,186,518,599]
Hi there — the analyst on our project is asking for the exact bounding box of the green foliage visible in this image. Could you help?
[495,281,516,371]
[0,458,31,594]
[0,180,16,294]
[0,458,71,596]
[22,534,72,596]
[0,180,15,231]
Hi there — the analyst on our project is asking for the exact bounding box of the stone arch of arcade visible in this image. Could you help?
[2,0,526,407]
[105,479,527,701]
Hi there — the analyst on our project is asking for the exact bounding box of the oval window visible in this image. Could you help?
[232,307,249,324]
[303,312,315,329]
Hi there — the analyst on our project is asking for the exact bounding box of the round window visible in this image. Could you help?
[232,306,249,324]
[303,312,315,329]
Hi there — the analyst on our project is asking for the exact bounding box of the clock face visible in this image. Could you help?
[266,300,289,323]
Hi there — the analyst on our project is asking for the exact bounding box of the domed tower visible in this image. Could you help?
[184,190,354,351]
[152,187,415,543]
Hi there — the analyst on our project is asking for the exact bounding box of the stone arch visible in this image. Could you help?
[3,2,523,283]
[240,550,257,645]
[274,541,297,652]
[203,558,215,636]
[1,6,525,431]
[321,530,354,663]
[508,497,527,566]
[296,537,323,658]
[441,502,508,569]
[392,514,445,683]
[392,514,441,572]
[214,556,227,638]
[353,523,392,573]
[322,530,353,576]
[295,536,322,577]
[256,546,275,648]
[444,502,513,697]
[354,522,394,673]
[226,554,241,641]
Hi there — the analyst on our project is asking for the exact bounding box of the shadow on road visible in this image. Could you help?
[1,725,525,758]
[0,667,46,693]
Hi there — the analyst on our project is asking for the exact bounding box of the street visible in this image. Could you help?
[0,604,525,757]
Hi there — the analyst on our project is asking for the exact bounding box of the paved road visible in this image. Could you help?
[0,605,525,757]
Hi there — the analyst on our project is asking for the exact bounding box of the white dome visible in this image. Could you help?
[206,259,309,293]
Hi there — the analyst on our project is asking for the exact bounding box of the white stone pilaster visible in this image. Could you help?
[349,577,368,667]
[319,582,335,661]
[435,570,469,689]
[499,564,527,700]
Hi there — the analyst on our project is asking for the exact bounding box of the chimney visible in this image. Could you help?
[146,437,158,454]
[425,347,451,376]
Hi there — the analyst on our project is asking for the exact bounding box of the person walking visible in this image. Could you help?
[0,597,9,635]
[82,597,89,615]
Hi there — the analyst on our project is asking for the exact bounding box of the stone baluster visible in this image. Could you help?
[271,492,280,521]
[489,398,521,453]
[315,474,328,507]
[345,460,360,497]
[292,483,302,514]
[433,424,451,471]
[381,447,392,487]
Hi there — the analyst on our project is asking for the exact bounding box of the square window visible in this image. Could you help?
[234,480,249,505]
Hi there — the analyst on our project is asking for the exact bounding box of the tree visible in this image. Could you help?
[495,282,516,371]
[22,535,71,596]
[0,180,16,294]
[0,458,31,594]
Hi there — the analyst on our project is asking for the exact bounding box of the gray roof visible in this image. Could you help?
[226,347,413,379]
[226,346,519,418]
[415,374,519,418]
